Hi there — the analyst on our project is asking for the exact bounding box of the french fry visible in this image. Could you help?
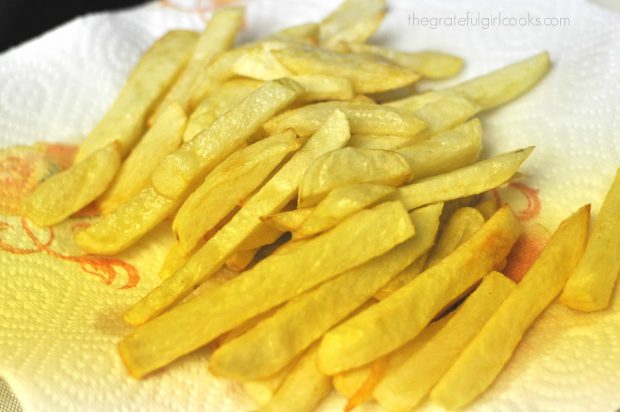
[290,75,355,101]
[209,204,440,381]
[430,206,589,410]
[98,103,187,214]
[445,51,550,110]
[298,148,411,207]
[150,7,244,124]
[261,208,313,233]
[268,23,319,44]
[272,44,420,94]
[232,42,293,81]
[560,168,620,311]
[336,311,455,407]
[225,248,258,271]
[426,206,485,266]
[75,187,178,254]
[76,31,197,161]
[237,224,284,251]
[475,192,500,220]
[122,110,350,326]
[411,95,480,138]
[295,183,396,238]
[349,134,417,150]
[317,206,521,374]
[263,101,426,138]
[159,241,194,280]
[243,356,300,407]
[319,0,386,50]
[173,130,300,255]
[373,254,428,300]
[22,144,121,226]
[396,119,482,180]
[375,271,515,411]
[152,78,303,200]
[183,79,262,142]
[119,201,415,377]
[398,147,533,210]
[347,43,463,79]
[384,90,446,111]
[259,344,331,412]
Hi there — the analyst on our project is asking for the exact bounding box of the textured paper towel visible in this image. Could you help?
[0,1,619,411]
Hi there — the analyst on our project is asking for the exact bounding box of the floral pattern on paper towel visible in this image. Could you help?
[0,143,139,289]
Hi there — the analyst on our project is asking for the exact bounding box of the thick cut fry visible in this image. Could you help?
[298,148,411,207]
[259,345,331,412]
[209,204,440,381]
[335,312,454,404]
[319,0,386,49]
[411,95,480,138]
[173,130,299,254]
[560,169,620,311]
[272,45,420,94]
[296,183,396,238]
[152,78,303,200]
[122,111,350,326]
[399,147,533,210]
[76,31,197,161]
[431,206,589,410]
[243,357,300,407]
[375,271,515,411]
[445,52,550,111]
[119,201,414,377]
[98,103,187,214]
[373,254,428,300]
[427,207,485,266]
[317,206,520,374]
[263,101,426,138]
[349,134,417,150]
[22,144,121,226]
[347,43,463,79]
[261,208,313,233]
[225,249,258,271]
[150,8,244,123]
[396,119,482,180]
[75,187,178,254]
[291,75,355,101]
[183,79,262,142]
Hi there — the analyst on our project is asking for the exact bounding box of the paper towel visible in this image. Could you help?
[0,0,619,411]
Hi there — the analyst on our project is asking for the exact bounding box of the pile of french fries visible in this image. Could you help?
[19,0,620,411]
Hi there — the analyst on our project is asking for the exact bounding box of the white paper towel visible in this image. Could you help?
[0,1,619,411]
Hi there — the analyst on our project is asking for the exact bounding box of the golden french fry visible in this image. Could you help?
[384,90,446,111]
[347,43,463,79]
[209,204,439,381]
[259,344,331,412]
[173,130,299,255]
[263,101,426,138]
[411,95,480,138]
[317,206,521,374]
[336,311,455,406]
[396,119,482,180]
[398,147,533,210]
[560,168,620,311]
[261,208,313,233]
[298,148,411,207]
[430,206,589,410]
[152,79,303,200]
[75,187,178,254]
[349,134,417,150]
[237,224,284,251]
[225,248,258,271]
[159,241,195,280]
[290,75,355,101]
[98,103,187,214]
[375,271,515,411]
[296,183,396,238]
[150,8,244,124]
[183,79,262,142]
[232,43,293,81]
[122,110,351,326]
[373,253,428,300]
[76,31,197,161]
[272,44,419,94]
[22,144,121,226]
[445,51,550,110]
[243,356,301,408]
[319,0,386,49]
[427,207,485,266]
[119,201,415,377]
[269,23,319,44]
